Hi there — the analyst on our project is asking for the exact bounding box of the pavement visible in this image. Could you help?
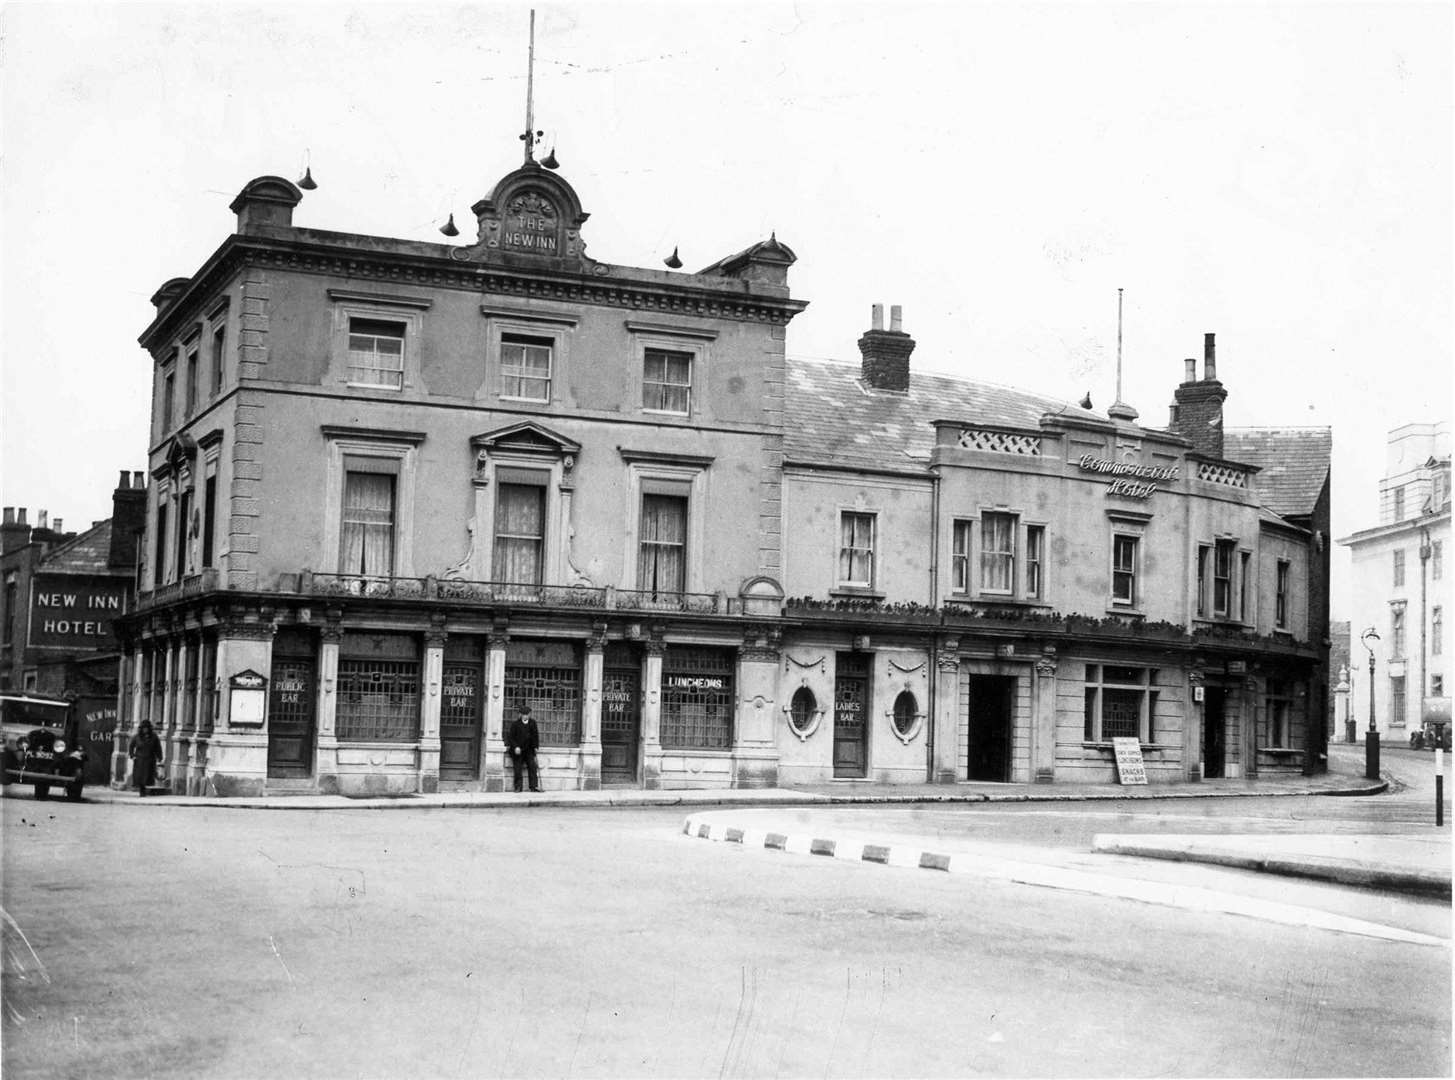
[11,753,1450,901]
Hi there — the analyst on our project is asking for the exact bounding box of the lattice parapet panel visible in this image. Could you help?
[1198,462,1249,488]
[956,428,1043,456]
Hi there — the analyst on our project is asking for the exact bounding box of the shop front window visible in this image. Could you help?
[661,646,734,750]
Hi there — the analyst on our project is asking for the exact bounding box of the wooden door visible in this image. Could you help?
[834,653,869,778]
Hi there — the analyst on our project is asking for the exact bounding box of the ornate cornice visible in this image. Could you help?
[143,235,806,355]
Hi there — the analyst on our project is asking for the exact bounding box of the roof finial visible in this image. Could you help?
[519,10,542,164]
[1107,286,1139,421]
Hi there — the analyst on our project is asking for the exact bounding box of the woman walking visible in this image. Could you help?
[129,719,164,797]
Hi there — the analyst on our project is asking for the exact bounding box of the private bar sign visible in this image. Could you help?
[1076,455,1179,500]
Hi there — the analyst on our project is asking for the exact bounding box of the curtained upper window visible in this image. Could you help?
[340,470,396,576]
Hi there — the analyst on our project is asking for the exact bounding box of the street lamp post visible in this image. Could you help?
[1362,628,1381,781]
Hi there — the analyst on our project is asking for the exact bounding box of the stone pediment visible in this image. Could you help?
[460,164,596,271]
[471,421,582,458]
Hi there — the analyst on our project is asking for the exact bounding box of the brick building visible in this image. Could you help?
[2,475,145,782]
[121,154,1332,796]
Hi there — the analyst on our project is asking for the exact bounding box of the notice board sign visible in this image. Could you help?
[1111,737,1148,785]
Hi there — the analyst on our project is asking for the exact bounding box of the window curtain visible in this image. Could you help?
[341,472,395,576]
[639,495,686,594]
[493,484,545,584]
[980,514,1013,592]
[839,513,873,584]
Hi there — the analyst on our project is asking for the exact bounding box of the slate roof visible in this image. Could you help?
[784,356,1103,473]
[37,520,115,575]
[1224,427,1332,520]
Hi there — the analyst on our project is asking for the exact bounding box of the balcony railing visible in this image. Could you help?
[137,570,740,617]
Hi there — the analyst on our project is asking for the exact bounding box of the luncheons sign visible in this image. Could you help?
[1076,454,1180,500]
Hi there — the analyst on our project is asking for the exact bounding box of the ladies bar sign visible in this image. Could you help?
[1076,455,1179,500]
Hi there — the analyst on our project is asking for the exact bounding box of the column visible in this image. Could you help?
[931,638,961,783]
[418,624,445,794]
[482,632,508,791]
[579,626,605,790]
[315,621,341,793]
[1032,648,1057,783]
[640,639,664,789]
[1187,669,1205,780]
[161,637,178,791]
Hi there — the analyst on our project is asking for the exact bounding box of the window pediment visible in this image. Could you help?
[471,421,582,458]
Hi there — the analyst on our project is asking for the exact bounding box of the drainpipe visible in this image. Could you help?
[926,468,942,782]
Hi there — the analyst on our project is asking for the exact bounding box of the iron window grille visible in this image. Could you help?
[788,686,818,737]
[661,646,734,750]
[1390,675,1407,726]
[336,659,421,742]
[503,661,582,746]
[892,690,919,738]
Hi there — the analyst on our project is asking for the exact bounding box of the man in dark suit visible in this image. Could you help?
[506,705,541,792]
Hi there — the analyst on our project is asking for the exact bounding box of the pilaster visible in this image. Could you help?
[1032,648,1058,783]
[579,626,606,790]
[640,638,664,789]
[932,639,961,783]
[482,631,509,791]
[418,621,446,794]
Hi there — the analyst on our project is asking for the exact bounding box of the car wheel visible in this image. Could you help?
[34,783,50,800]
[66,780,84,802]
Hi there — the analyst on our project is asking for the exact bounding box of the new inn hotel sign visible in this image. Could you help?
[29,575,130,649]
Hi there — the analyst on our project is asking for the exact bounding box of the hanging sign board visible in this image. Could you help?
[1111,737,1148,785]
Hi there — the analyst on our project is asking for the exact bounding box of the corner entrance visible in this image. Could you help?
[1203,687,1226,779]
[833,652,870,778]
[601,644,641,785]
[267,634,315,779]
[966,674,1014,782]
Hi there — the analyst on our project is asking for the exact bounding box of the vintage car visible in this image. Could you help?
[1,692,86,801]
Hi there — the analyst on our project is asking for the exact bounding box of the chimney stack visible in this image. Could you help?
[1,507,31,554]
[858,303,916,392]
[109,469,149,570]
[1167,331,1227,459]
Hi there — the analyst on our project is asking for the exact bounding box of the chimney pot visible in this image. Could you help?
[1183,358,1197,383]
[37,510,48,530]
[1204,332,1217,381]
[119,470,131,489]
[890,305,903,333]
[17,508,27,525]
[133,471,145,489]
[53,518,63,533]
[2,508,12,525]
[871,303,884,332]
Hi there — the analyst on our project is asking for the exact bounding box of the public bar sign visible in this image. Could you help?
[1077,455,1179,500]
[1111,736,1148,785]
[28,574,130,650]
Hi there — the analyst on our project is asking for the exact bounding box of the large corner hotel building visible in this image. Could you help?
[118,157,1332,796]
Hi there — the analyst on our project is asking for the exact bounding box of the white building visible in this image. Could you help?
[1338,422,1450,735]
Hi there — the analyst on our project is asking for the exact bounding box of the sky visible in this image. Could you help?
[2,1,1450,620]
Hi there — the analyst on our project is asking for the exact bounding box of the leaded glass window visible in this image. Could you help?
[661,646,734,749]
